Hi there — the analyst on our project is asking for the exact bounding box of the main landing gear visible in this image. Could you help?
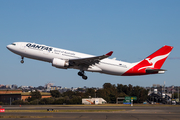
[78,71,88,80]
[21,57,24,64]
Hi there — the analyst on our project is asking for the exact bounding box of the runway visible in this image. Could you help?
[1,105,180,120]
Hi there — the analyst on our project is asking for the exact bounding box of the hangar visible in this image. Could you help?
[0,90,51,104]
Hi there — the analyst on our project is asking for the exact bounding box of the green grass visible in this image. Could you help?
[4,104,180,108]
[18,104,180,107]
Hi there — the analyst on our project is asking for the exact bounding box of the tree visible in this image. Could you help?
[139,89,148,103]
[31,90,41,99]
[122,85,128,95]
[117,84,123,93]
[12,100,29,105]
[69,95,82,104]
[103,83,113,89]
[27,90,42,102]
[84,88,95,98]
[62,90,75,98]
[39,98,54,104]
[37,86,44,90]
[29,99,40,105]
[53,98,65,104]
[102,83,118,103]
[127,84,133,96]
[96,89,106,98]
[130,86,148,103]
[174,92,179,99]
[50,90,61,98]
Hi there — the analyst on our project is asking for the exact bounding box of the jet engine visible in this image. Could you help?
[52,58,69,69]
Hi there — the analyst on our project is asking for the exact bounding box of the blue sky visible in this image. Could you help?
[0,0,180,88]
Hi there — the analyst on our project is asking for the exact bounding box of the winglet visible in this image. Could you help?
[106,51,113,56]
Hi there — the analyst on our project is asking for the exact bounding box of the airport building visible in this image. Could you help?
[0,90,51,104]
[147,84,179,104]
[82,98,107,105]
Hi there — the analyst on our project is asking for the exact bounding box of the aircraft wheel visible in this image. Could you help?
[21,60,24,64]
[78,72,83,76]
[82,75,88,80]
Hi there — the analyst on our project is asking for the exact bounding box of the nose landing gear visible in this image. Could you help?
[78,71,88,80]
[21,57,24,64]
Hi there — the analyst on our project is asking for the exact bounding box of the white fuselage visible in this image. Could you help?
[7,42,136,76]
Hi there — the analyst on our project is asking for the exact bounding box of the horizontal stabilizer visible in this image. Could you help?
[146,68,166,74]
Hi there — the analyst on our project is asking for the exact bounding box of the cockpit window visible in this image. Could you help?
[11,43,16,46]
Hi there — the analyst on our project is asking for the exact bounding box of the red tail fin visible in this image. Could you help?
[143,45,173,69]
[123,45,173,75]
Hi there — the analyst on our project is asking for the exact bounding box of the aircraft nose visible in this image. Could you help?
[6,44,12,50]
[6,45,10,50]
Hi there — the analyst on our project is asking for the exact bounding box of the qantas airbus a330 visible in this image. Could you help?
[7,42,173,80]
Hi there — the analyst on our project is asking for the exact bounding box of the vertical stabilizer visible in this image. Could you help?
[123,45,173,75]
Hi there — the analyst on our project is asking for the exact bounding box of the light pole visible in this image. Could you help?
[150,85,151,103]
[178,86,179,102]
[95,89,97,98]
[10,97,11,105]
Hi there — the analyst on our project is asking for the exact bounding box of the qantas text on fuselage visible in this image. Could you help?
[7,42,173,80]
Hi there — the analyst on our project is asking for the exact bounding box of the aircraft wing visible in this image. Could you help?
[69,51,113,66]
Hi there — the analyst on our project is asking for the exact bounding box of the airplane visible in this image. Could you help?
[7,42,173,80]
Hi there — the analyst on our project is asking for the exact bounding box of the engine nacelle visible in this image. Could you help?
[52,58,69,69]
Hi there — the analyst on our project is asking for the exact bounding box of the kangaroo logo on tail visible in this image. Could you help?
[123,45,173,76]
[138,52,171,71]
